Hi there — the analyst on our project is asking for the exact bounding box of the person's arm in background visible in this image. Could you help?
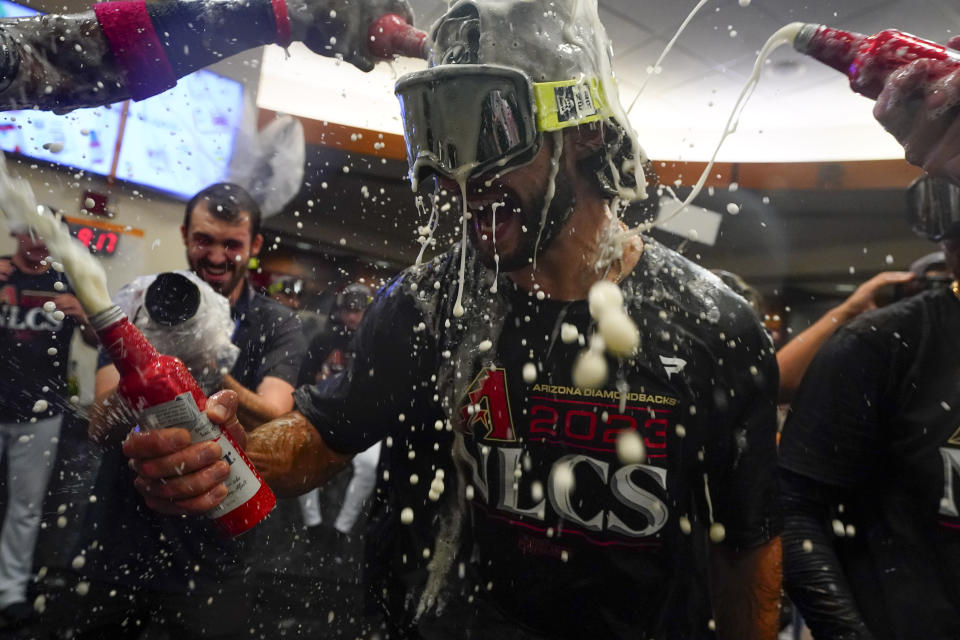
[709,538,783,640]
[222,374,296,429]
[776,271,912,403]
[873,36,960,182]
[222,303,306,428]
[0,0,413,112]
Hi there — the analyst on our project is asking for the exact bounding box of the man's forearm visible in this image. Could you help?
[781,470,875,640]
[0,13,127,112]
[0,0,282,112]
[777,305,850,403]
[245,410,352,498]
[709,536,783,640]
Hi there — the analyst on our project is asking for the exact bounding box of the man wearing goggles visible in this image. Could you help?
[780,174,960,639]
[124,1,783,638]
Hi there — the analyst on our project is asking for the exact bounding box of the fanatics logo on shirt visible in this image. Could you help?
[659,355,687,380]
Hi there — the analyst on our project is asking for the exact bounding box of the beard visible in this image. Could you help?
[191,258,246,298]
[465,169,575,273]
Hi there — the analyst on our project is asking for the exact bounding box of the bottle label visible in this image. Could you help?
[139,392,260,518]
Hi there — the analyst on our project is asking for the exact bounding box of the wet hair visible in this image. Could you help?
[184,183,261,239]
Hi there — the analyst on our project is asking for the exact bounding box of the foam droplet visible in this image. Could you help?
[553,464,575,493]
[709,522,726,543]
[615,430,646,464]
[726,203,740,215]
[531,481,544,502]
[598,311,639,357]
[560,323,580,344]
[43,301,56,313]
[400,507,414,524]
[522,362,537,383]
[42,141,64,153]
[32,399,49,413]
[588,281,623,319]
[572,349,607,389]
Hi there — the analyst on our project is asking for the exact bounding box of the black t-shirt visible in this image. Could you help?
[295,239,781,638]
[0,260,76,422]
[780,288,960,640]
[83,285,305,593]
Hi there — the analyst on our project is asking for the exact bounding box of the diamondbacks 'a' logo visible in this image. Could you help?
[461,367,516,441]
[659,356,687,380]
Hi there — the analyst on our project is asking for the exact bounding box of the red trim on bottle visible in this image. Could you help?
[271,0,292,48]
[93,1,177,101]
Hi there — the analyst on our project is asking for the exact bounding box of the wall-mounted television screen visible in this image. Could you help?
[115,71,244,199]
[0,0,244,200]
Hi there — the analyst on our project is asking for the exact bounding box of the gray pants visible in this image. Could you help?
[0,415,61,607]
[298,440,381,533]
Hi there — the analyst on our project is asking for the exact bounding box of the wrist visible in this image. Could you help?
[829,303,857,325]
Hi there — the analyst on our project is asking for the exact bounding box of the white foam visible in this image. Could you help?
[0,158,113,314]
[620,22,805,242]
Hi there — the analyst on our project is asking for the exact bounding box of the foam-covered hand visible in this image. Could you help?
[874,36,960,182]
[288,0,414,71]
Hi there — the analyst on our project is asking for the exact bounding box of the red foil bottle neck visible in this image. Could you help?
[89,306,160,376]
[794,24,866,76]
[368,13,428,60]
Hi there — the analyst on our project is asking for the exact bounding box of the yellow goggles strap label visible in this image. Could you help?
[533,77,612,132]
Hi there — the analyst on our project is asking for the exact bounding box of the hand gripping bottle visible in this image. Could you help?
[368,13,429,60]
[793,24,960,99]
[89,274,275,537]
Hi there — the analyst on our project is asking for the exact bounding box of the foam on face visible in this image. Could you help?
[490,201,503,293]
[0,160,112,315]
[531,132,564,271]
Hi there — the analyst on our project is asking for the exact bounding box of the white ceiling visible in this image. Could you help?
[258,0,959,163]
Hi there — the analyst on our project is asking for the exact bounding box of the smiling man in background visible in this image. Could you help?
[79,183,305,639]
